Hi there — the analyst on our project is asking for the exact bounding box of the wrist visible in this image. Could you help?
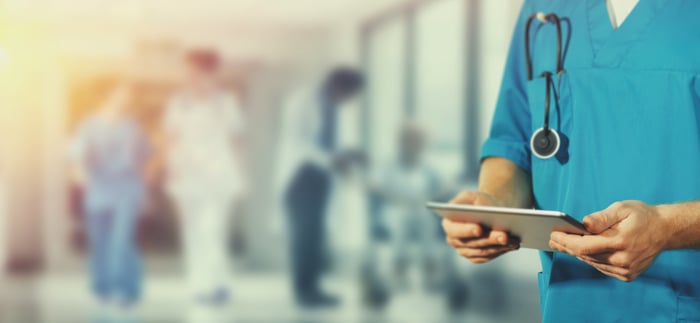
[655,204,682,250]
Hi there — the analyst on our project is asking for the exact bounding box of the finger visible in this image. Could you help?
[579,251,636,270]
[488,229,510,246]
[577,257,634,282]
[549,238,614,257]
[549,239,566,253]
[457,245,516,258]
[582,211,610,234]
[442,219,482,239]
[457,248,513,263]
[550,231,621,255]
[577,256,626,275]
[449,191,481,205]
[576,252,617,266]
[581,259,628,281]
[457,229,512,247]
[583,203,628,234]
[449,191,495,206]
[448,237,519,249]
[464,253,512,264]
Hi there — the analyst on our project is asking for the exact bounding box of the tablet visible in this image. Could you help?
[427,202,588,251]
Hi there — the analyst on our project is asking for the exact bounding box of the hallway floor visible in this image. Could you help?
[0,269,540,323]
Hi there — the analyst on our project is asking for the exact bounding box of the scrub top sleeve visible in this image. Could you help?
[480,1,533,173]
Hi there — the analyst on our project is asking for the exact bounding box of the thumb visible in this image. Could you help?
[583,208,625,234]
[450,191,480,205]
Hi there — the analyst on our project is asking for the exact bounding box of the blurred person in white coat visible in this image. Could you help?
[276,67,364,307]
[162,49,246,305]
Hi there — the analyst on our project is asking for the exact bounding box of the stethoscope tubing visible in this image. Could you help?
[525,12,566,159]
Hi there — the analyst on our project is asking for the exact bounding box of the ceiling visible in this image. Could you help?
[2,0,410,30]
[0,0,411,73]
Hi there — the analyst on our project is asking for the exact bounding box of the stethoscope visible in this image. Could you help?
[525,12,565,159]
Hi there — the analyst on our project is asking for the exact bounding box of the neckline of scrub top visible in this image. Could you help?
[586,0,665,68]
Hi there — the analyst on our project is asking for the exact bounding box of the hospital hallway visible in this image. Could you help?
[0,0,546,322]
[0,255,541,323]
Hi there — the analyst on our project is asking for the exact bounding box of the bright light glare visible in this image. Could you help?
[0,48,7,66]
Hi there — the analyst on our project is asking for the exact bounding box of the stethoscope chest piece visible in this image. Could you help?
[530,127,560,159]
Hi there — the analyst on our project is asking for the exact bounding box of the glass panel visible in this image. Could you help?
[366,18,406,165]
[415,0,465,181]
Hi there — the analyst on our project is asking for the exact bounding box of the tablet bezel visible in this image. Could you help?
[427,202,588,251]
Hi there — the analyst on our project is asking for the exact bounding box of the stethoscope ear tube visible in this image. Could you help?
[525,12,565,81]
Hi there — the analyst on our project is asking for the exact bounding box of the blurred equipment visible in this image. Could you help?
[363,122,463,310]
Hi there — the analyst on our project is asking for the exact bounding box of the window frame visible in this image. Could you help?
[360,0,482,182]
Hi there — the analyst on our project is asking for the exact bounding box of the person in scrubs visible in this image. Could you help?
[442,0,700,322]
[69,79,150,311]
[163,49,246,305]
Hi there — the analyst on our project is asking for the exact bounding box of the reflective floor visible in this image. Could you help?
[0,254,542,323]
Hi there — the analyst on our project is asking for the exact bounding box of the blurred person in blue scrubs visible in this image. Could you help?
[277,67,364,307]
[69,79,150,312]
[442,0,700,322]
[163,49,246,305]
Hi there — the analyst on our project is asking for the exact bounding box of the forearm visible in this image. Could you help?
[478,157,533,208]
[657,201,700,250]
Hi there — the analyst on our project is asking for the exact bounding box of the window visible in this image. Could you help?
[365,18,406,164]
[414,0,465,180]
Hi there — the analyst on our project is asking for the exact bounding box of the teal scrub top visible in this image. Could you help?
[482,0,700,321]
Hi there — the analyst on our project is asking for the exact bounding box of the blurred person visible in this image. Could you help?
[276,67,364,307]
[162,49,246,305]
[68,79,150,313]
[364,122,463,309]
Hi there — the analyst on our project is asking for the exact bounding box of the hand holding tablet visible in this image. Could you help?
[438,192,524,263]
[431,198,587,252]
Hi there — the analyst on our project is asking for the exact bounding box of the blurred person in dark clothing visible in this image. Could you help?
[68,79,150,314]
[276,67,364,307]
